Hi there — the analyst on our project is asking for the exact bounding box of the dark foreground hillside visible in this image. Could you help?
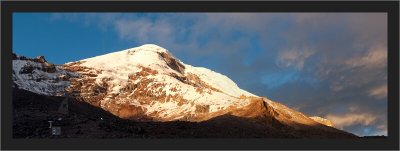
[13,88,358,138]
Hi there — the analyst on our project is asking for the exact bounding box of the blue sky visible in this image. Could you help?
[13,13,387,136]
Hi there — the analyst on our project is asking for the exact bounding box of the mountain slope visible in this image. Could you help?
[12,44,358,138]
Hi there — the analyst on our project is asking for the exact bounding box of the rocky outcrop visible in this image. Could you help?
[14,54,57,73]
[158,52,185,74]
[35,56,47,63]
[12,54,78,96]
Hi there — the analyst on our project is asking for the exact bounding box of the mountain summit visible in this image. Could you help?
[12,44,357,138]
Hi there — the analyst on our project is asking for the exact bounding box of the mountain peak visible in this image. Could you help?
[75,44,176,74]
[127,44,169,54]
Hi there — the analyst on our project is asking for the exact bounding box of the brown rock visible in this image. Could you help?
[42,62,57,73]
[195,105,210,113]
[19,64,35,74]
[35,56,47,63]
[158,52,185,74]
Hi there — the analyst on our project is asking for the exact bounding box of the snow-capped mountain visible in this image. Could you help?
[12,44,357,138]
[62,44,260,121]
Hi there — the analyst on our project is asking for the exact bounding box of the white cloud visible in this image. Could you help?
[369,84,387,99]
[277,46,315,70]
[114,19,173,43]
[325,113,377,129]
[50,13,123,31]
[345,44,387,69]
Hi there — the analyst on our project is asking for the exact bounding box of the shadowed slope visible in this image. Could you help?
[13,88,358,138]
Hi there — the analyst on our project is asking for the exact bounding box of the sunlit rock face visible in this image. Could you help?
[310,116,335,127]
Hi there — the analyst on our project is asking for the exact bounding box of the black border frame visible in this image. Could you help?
[1,1,399,150]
